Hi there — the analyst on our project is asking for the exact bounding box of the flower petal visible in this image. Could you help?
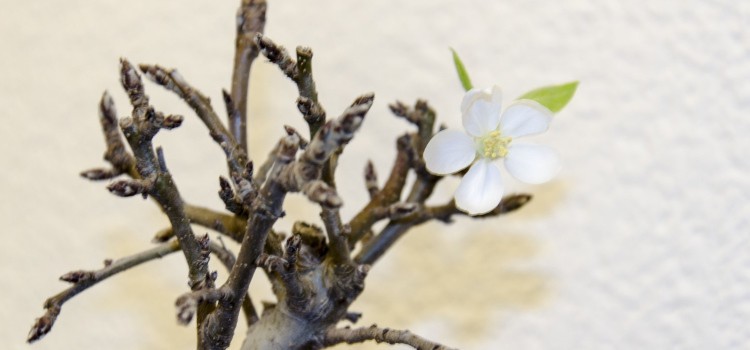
[423,129,477,175]
[461,85,502,115]
[462,86,502,137]
[499,99,553,138]
[454,159,504,215]
[504,143,561,184]
[460,88,485,115]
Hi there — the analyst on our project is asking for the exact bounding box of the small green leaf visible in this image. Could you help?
[518,81,579,113]
[450,48,473,91]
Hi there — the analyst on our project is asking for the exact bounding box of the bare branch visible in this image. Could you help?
[184,204,246,242]
[228,0,267,151]
[323,324,458,350]
[138,64,248,177]
[348,134,413,245]
[27,240,181,343]
[199,95,373,348]
[255,236,306,313]
[207,238,259,326]
[320,208,351,266]
[80,91,137,180]
[107,177,153,197]
[219,176,247,216]
[256,34,326,137]
[355,194,533,265]
[118,60,217,343]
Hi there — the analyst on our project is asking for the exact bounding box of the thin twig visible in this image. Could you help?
[323,324,458,350]
[229,0,267,151]
[27,240,181,343]
[80,91,137,180]
[320,208,351,266]
[138,64,248,177]
[348,134,412,246]
[184,204,246,242]
[355,194,533,265]
[256,34,326,137]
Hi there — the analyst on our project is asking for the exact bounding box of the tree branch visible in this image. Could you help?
[80,91,138,180]
[322,324,458,350]
[119,59,210,290]
[348,134,412,246]
[320,208,351,266]
[355,194,533,265]
[27,240,181,343]
[198,95,373,349]
[138,64,248,177]
[256,34,326,137]
[228,0,267,151]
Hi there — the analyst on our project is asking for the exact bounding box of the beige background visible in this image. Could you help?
[2,0,748,349]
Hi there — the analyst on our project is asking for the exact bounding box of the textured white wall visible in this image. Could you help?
[2,0,748,349]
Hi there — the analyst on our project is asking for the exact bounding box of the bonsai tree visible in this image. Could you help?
[28,1,576,349]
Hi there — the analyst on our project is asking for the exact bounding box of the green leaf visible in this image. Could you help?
[518,81,579,113]
[450,48,473,91]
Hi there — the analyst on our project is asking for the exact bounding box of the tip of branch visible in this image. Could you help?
[59,270,94,284]
[162,114,184,129]
[107,179,151,197]
[284,125,309,149]
[277,133,301,162]
[99,91,117,123]
[352,93,375,107]
[388,101,409,119]
[119,59,146,107]
[175,295,198,325]
[497,193,533,213]
[27,311,56,343]
[152,228,174,243]
[80,168,119,181]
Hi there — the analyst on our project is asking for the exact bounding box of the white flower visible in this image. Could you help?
[423,85,561,215]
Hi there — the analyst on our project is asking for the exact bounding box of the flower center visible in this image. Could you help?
[477,130,512,159]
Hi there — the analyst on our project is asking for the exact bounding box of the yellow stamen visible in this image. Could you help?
[477,130,511,159]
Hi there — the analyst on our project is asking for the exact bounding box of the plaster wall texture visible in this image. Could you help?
[1,0,748,349]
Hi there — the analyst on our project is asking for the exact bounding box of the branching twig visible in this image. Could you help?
[119,59,210,291]
[255,235,307,313]
[348,134,413,245]
[138,64,248,177]
[184,204,246,242]
[356,194,533,265]
[256,34,326,137]
[80,92,137,180]
[198,95,373,349]
[27,240,181,343]
[323,324,458,350]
